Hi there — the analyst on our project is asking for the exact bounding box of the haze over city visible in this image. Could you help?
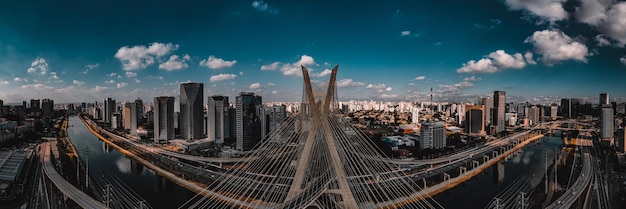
[1,0,626,104]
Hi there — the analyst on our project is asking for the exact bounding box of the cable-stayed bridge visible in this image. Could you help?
[179,66,443,209]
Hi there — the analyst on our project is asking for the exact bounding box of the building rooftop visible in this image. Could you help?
[0,151,27,182]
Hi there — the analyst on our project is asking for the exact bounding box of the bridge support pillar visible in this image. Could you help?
[459,166,467,175]
[483,155,489,162]
[500,146,505,153]
[443,172,450,183]
[472,160,479,169]
[422,178,426,188]
[492,151,498,158]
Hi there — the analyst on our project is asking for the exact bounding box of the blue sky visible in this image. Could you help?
[1,0,625,104]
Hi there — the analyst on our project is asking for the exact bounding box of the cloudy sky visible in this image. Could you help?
[1,0,625,104]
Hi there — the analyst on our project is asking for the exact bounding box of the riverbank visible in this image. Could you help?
[78,115,211,197]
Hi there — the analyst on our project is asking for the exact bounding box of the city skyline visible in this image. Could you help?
[1,0,626,104]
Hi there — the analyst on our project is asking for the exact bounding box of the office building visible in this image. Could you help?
[236,92,263,151]
[0,99,3,117]
[420,121,445,149]
[478,96,493,130]
[30,99,40,110]
[601,104,614,144]
[103,98,116,123]
[465,105,485,135]
[265,105,287,135]
[41,99,54,117]
[600,93,609,105]
[111,113,122,129]
[527,105,540,126]
[208,96,230,144]
[180,83,204,140]
[411,107,419,124]
[493,91,506,134]
[122,101,131,130]
[154,96,175,144]
[130,99,143,135]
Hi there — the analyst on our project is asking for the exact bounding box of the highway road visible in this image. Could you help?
[40,142,107,209]
[545,148,592,209]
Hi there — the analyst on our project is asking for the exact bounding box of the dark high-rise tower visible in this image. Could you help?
[42,98,54,117]
[30,99,41,110]
[154,96,175,144]
[103,98,116,123]
[208,96,229,144]
[236,92,263,151]
[600,93,609,105]
[180,83,204,140]
[493,91,506,134]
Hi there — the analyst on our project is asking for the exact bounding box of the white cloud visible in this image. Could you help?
[261,62,281,70]
[49,72,60,80]
[336,78,365,88]
[414,76,426,81]
[620,56,626,65]
[90,86,109,92]
[105,80,115,84]
[504,0,568,22]
[380,94,399,99]
[463,76,481,81]
[249,82,262,90]
[595,34,612,46]
[525,30,589,65]
[267,82,276,86]
[252,0,278,15]
[21,83,53,90]
[114,42,178,71]
[457,50,526,73]
[14,77,27,82]
[524,52,537,65]
[27,57,48,75]
[367,83,392,93]
[107,72,117,77]
[598,2,626,46]
[149,75,164,80]
[0,81,8,85]
[85,63,100,70]
[125,71,137,78]
[72,80,85,86]
[210,73,237,82]
[575,0,611,26]
[271,90,278,94]
[199,55,237,69]
[260,55,317,77]
[134,78,141,83]
[401,31,411,36]
[239,71,244,75]
[116,82,128,88]
[316,69,332,77]
[159,54,190,71]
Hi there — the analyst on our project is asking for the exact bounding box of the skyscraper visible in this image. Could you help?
[180,83,204,140]
[207,96,229,144]
[236,92,263,151]
[0,99,3,117]
[600,93,609,105]
[420,121,445,149]
[103,97,116,123]
[465,105,485,135]
[527,105,540,126]
[123,101,132,130]
[601,104,614,144]
[154,96,175,144]
[478,96,493,131]
[41,99,54,117]
[265,105,287,134]
[493,91,506,134]
[130,98,144,135]
[30,99,41,110]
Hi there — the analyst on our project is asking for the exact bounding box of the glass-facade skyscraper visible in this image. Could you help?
[180,82,204,140]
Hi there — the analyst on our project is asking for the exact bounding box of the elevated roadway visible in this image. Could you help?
[545,148,593,209]
[40,142,106,209]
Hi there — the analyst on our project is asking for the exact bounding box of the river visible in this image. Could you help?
[66,116,193,208]
[433,134,563,208]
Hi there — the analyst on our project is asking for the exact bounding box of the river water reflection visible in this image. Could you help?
[66,116,192,208]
